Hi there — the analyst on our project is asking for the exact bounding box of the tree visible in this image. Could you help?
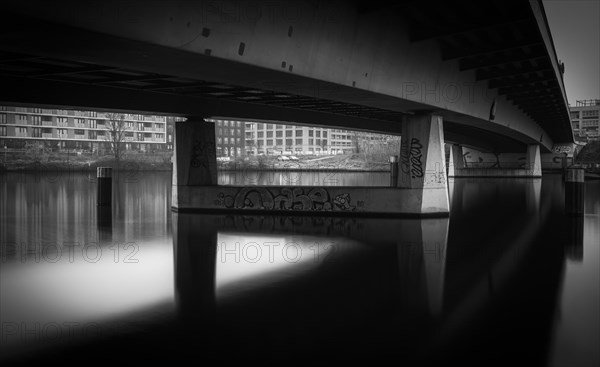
[104,113,129,161]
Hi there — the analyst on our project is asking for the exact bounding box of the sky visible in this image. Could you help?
[544,0,600,104]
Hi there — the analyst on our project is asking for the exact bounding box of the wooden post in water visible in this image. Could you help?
[97,167,112,206]
[390,155,398,187]
[565,167,584,215]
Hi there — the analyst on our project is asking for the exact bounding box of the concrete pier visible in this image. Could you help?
[448,145,542,178]
[390,155,398,187]
[171,114,450,216]
[565,168,585,215]
[97,167,112,206]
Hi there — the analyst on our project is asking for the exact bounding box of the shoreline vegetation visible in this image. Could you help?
[2,141,598,173]
[0,151,393,172]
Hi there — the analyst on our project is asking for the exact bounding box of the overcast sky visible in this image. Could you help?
[544,0,600,104]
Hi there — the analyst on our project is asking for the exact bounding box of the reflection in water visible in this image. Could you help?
[550,180,600,367]
[218,169,390,186]
[0,172,598,366]
[0,172,175,360]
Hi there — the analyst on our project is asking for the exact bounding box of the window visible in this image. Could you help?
[57,128,67,135]
[308,130,313,137]
[267,139,273,146]
[323,131,327,138]
[258,131,264,138]
[295,138,302,145]
[322,139,327,146]
[217,137,222,144]
[266,124,273,129]
[295,130,303,137]
[57,117,68,126]
[276,139,283,145]
[0,114,6,123]
[316,131,321,138]
[224,137,229,144]
[276,131,282,137]
[236,138,241,144]
[286,139,293,146]
[316,139,321,145]
[75,118,85,126]
[74,129,85,135]
[32,116,41,125]
[230,129,235,136]
[0,126,6,136]
[286,130,293,137]
[582,110,599,118]
[237,121,241,128]
[18,114,27,122]
[309,139,314,145]
[267,131,273,138]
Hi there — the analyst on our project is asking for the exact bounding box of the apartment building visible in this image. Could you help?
[570,99,600,143]
[0,106,167,151]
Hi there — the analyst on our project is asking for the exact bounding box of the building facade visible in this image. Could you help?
[244,122,352,155]
[0,106,168,151]
[570,100,600,143]
[1,105,398,156]
[206,118,246,158]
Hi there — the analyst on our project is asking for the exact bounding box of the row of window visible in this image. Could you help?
[215,120,243,128]
[3,126,165,139]
[250,130,329,138]
[253,139,328,146]
[1,114,166,128]
[3,107,169,122]
[216,128,242,136]
[217,137,242,145]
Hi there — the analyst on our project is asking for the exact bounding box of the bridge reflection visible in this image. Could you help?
[172,177,571,365]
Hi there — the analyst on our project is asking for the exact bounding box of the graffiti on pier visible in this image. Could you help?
[216,187,357,211]
[401,138,424,179]
[190,140,215,168]
[333,193,356,211]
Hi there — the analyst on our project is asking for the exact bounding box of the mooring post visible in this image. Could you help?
[565,167,584,215]
[97,167,112,206]
[390,155,398,187]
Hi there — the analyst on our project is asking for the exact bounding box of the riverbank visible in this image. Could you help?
[0,151,173,171]
[1,152,393,172]
[218,153,392,172]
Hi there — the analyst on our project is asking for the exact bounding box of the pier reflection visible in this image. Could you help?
[172,176,563,365]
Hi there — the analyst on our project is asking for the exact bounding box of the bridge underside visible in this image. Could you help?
[0,1,573,215]
[0,1,573,153]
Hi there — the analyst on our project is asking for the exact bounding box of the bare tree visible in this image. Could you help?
[104,113,129,162]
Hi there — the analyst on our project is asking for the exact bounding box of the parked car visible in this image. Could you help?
[277,155,290,161]
[289,156,299,161]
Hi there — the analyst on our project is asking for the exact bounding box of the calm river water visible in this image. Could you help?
[0,170,598,366]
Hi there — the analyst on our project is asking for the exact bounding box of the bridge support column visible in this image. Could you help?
[526,144,542,177]
[399,114,450,214]
[447,144,465,177]
[172,118,217,209]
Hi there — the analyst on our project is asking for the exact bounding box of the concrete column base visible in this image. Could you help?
[171,185,450,217]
